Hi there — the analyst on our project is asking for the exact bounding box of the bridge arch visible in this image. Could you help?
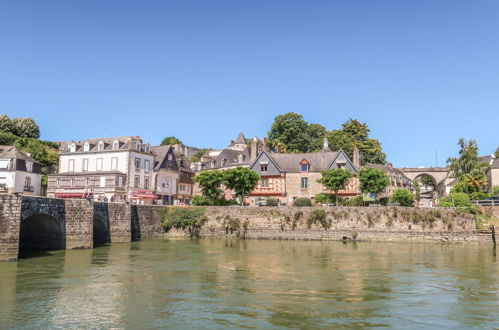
[93,215,110,245]
[19,213,66,256]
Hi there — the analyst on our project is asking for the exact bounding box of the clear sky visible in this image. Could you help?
[1,1,498,167]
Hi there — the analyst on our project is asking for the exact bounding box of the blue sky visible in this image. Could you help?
[1,1,498,167]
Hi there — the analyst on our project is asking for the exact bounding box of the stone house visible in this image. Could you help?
[151,145,179,205]
[486,157,499,192]
[0,146,43,196]
[47,136,156,204]
[173,149,194,205]
[249,140,359,205]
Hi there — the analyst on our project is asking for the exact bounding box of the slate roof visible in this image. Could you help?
[235,132,247,144]
[490,158,499,169]
[201,148,250,170]
[59,136,150,153]
[151,145,175,171]
[268,151,339,172]
[174,150,194,173]
[0,146,38,163]
[480,154,495,166]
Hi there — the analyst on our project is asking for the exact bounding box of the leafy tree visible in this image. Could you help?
[418,175,435,189]
[390,188,414,206]
[413,179,421,204]
[326,118,386,165]
[461,169,488,193]
[12,117,40,138]
[491,186,499,196]
[315,193,335,205]
[160,136,182,146]
[446,138,485,179]
[495,148,499,159]
[266,197,278,206]
[190,149,208,163]
[223,167,260,204]
[193,170,226,204]
[14,138,59,174]
[268,113,311,153]
[0,114,14,134]
[439,192,472,207]
[307,123,327,152]
[318,169,352,201]
[191,195,211,206]
[358,167,390,196]
[294,197,312,207]
[0,132,20,145]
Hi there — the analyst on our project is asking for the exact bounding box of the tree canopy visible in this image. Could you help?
[223,167,260,203]
[390,188,414,206]
[190,149,208,163]
[326,118,386,165]
[161,136,182,146]
[0,114,40,139]
[318,169,352,198]
[358,167,390,195]
[193,171,226,203]
[267,112,326,153]
[495,147,499,159]
[446,138,485,179]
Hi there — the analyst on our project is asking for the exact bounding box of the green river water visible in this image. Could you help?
[1,239,498,329]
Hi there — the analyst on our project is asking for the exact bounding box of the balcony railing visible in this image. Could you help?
[23,185,34,192]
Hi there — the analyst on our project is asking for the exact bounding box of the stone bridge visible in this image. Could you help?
[0,195,163,262]
[400,167,454,197]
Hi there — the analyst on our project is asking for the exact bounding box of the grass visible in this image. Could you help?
[475,214,499,230]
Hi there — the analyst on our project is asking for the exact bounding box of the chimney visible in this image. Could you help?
[387,162,393,168]
[250,137,258,162]
[263,137,269,152]
[353,147,360,168]
[322,137,330,152]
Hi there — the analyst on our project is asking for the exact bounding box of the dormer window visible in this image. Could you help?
[300,160,309,172]
[238,154,244,163]
[26,161,33,172]
[69,143,76,152]
[260,162,268,172]
[98,141,105,151]
[112,140,119,150]
[221,158,226,167]
[211,160,216,168]
[338,162,346,170]
[83,142,90,152]
[136,142,141,151]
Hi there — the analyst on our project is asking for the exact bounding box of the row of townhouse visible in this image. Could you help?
[193,133,414,204]
[46,136,194,204]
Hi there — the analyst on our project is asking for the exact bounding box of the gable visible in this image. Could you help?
[327,150,358,173]
[250,151,282,175]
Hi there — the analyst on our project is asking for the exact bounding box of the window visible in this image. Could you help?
[82,159,89,172]
[26,161,33,172]
[98,141,105,151]
[260,164,268,172]
[56,178,60,187]
[85,177,90,187]
[117,176,123,187]
[24,176,31,189]
[144,145,149,153]
[301,177,308,189]
[112,140,119,150]
[70,178,75,187]
[69,143,76,152]
[100,176,106,187]
[68,159,75,172]
[111,157,118,170]
[144,177,150,189]
[221,158,226,167]
[134,175,140,188]
[211,160,216,168]
[238,154,244,163]
[0,160,9,169]
[96,158,103,171]
[136,142,141,151]
[144,160,150,172]
[179,184,185,191]
[83,142,90,151]
[261,178,269,188]
[338,163,346,170]
[300,163,309,172]
[135,158,141,169]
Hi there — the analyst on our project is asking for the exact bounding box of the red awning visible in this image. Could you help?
[55,193,93,198]
[131,194,159,199]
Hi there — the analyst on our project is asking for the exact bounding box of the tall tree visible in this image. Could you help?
[12,117,40,138]
[223,167,260,204]
[307,123,327,152]
[494,147,499,159]
[0,114,14,134]
[326,118,386,165]
[161,136,182,146]
[358,167,390,196]
[193,171,226,204]
[267,113,311,153]
[318,169,352,201]
[446,138,485,179]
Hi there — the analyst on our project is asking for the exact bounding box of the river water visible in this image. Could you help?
[1,239,498,329]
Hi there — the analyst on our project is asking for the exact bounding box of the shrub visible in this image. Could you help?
[439,192,472,207]
[390,188,414,207]
[492,186,499,196]
[160,207,207,236]
[314,193,335,205]
[339,196,364,206]
[266,197,278,206]
[192,195,211,206]
[469,191,489,201]
[307,209,331,230]
[379,197,389,206]
[294,197,312,207]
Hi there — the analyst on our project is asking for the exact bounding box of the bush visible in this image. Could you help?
[294,197,312,207]
[439,192,472,207]
[492,186,499,196]
[213,198,238,206]
[307,209,331,230]
[266,197,278,206]
[339,196,364,206]
[390,188,414,207]
[314,193,335,205]
[379,197,389,206]
[469,191,489,201]
[192,195,211,206]
[160,207,207,236]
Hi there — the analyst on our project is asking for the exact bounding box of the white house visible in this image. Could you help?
[0,146,43,196]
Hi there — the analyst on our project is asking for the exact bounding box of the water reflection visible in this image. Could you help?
[0,240,498,328]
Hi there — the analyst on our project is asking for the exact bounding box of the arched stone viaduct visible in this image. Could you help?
[0,195,164,262]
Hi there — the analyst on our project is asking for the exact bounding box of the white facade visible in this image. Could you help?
[0,149,43,196]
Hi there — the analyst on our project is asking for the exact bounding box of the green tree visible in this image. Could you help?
[190,149,208,163]
[418,175,435,189]
[439,192,472,207]
[446,138,485,179]
[494,147,499,159]
[318,169,352,201]
[14,138,59,173]
[461,169,488,193]
[0,114,14,134]
[267,113,311,153]
[413,179,421,204]
[326,118,386,165]
[12,117,40,138]
[358,167,390,197]
[160,136,182,146]
[390,188,414,206]
[223,167,260,204]
[307,123,327,152]
[193,170,226,204]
